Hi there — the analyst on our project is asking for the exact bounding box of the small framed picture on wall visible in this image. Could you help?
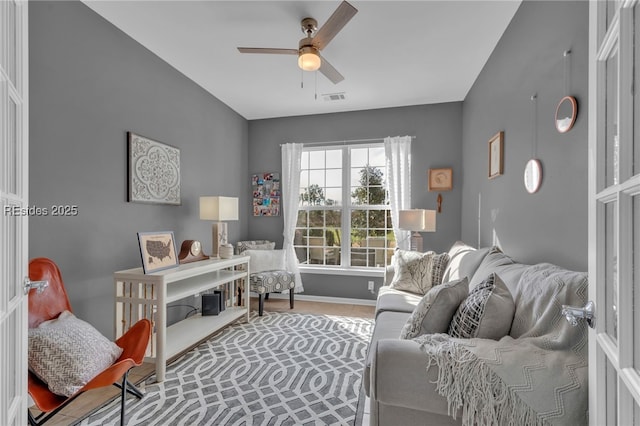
[252,173,280,216]
[488,131,504,179]
[428,168,453,191]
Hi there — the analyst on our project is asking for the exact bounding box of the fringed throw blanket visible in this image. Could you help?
[414,263,589,426]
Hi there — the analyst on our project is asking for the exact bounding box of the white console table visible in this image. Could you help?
[113,256,250,382]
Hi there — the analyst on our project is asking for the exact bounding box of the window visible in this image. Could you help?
[295,144,395,269]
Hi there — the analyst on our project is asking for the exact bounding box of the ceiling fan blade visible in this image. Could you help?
[318,55,344,84]
[314,1,358,51]
[237,47,298,55]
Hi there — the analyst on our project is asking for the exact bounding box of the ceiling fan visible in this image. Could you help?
[237,1,358,84]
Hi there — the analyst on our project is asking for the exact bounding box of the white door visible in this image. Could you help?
[588,0,640,424]
[1,0,29,425]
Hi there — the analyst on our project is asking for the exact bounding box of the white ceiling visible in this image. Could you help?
[83,1,522,120]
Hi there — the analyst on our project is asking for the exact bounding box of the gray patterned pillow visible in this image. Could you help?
[400,277,468,339]
[236,240,275,254]
[431,251,450,285]
[448,272,515,339]
[389,249,450,295]
[28,310,123,397]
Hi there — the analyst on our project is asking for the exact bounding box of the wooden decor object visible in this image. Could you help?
[178,240,209,264]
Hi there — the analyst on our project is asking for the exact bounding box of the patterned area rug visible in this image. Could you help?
[78,312,373,426]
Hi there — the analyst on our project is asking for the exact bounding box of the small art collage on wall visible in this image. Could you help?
[252,173,280,216]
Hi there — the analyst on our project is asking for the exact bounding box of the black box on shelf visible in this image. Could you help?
[202,293,220,316]
[214,289,225,312]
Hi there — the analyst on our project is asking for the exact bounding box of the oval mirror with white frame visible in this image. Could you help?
[555,95,577,133]
[524,159,542,194]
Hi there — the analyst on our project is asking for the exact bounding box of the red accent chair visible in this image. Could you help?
[27,258,151,426]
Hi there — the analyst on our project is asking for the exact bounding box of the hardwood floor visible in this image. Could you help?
[30,299,375,425]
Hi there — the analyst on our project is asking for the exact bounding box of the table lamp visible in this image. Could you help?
[398,209,436,252]
[200,196,239,258]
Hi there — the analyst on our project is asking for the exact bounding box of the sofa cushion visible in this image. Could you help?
[363,310,411,395]
[375,286,423,318]
[469,247,529,295]
[441,241,492,283]
[448,272,515,339]
[383,265,395,286]
[400,277,469,339]
[389,250,450,295]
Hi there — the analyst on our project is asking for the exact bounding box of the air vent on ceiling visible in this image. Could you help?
[322,92,346,102]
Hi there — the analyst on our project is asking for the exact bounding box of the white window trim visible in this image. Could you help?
[297,142,392,269]
[299,265,385,277]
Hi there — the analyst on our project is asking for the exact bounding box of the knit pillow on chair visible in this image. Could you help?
[28,310,123,397]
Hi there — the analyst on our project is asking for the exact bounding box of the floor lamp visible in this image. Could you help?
[398,209,436,252]
[200,196,239,258]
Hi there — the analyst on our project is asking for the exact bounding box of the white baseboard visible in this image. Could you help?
[260,293,377,306]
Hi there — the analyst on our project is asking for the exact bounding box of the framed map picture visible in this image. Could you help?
[138,231,179,273]
[252,172,280,216]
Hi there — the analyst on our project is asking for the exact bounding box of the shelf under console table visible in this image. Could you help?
[113,255,250,382]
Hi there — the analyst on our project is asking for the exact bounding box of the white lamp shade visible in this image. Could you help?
[199,196,239,221]
[399,209,436,232]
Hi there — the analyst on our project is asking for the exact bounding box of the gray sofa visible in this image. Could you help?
[363,241,589,426]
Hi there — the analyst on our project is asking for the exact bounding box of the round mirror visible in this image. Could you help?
[524,159,542,194]
[555,96,577,133]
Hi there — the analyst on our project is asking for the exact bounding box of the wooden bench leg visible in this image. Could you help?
[289,290,294,309]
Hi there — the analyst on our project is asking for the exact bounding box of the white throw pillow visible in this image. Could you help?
[389,249,450,295]
[400,277,469,339]
[28,310,123,397]
[448,272,515,339]
[245,249,286,273]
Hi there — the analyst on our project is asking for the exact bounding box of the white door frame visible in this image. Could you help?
[588,0,640,424]
[1,0,29,424]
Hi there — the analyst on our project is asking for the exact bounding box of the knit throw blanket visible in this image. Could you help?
[414,263,589,426]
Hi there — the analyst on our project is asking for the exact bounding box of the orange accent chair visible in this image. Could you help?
[27,258,151,426]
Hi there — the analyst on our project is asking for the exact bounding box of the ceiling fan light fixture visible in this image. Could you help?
[298,46,321,71]
[238,1,357,83]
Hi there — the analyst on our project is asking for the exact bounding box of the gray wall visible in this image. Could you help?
[29,1,249,337]
[28,0,589,330]
[248,103,463,299]
[461,0,588,271]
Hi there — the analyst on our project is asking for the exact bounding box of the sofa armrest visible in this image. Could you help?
[370,338,454,417]
[383,265,395,286]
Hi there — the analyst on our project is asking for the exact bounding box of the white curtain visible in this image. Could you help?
[281,143,304,292]
[385,136,412,250]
